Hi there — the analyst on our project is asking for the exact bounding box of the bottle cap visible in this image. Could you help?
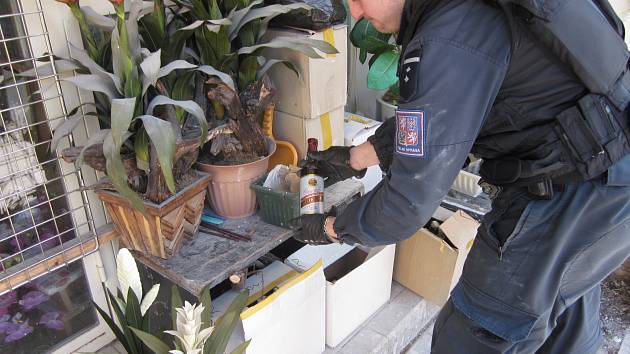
[307,138,318,153]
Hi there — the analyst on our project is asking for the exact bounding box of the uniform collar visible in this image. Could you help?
[396,0,441,51]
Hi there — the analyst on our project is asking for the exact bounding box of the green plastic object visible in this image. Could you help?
[251,178,300,229]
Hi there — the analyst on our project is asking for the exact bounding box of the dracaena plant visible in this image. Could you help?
[46,0,236,211]
[96,248,250,354]
[350,18,400,104]
[166,0,339,164]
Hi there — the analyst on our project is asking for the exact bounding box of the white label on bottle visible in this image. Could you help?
[300,174,324,215]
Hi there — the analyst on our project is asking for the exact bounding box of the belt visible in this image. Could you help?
[479,178,565,200]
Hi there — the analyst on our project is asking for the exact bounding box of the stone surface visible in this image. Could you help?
[324,282,440,354]
[405,323,434,354]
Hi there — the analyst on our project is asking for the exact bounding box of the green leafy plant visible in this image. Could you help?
[349,18,400,103]
[44,0,240,210]
[44,0,337,209]
[171,0,339,164]
[95,248,249,354]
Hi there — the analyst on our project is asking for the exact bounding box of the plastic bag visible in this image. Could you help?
[267,0,347,31]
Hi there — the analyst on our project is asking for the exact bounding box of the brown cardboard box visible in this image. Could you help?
[273,107,345,158]
[262,25,348,119]
[393,210,480,306]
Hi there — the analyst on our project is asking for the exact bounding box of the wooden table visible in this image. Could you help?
[134,179,364,297]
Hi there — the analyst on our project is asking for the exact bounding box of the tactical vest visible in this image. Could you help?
[481,0,630,187]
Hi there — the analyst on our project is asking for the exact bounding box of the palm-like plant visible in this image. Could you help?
[46,0,337,210]
[164,0,339,164]
[47,0,238,210]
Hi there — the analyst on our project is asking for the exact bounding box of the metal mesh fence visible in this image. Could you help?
[0,0,100,294]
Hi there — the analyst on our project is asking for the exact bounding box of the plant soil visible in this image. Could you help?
[600,259,630,354]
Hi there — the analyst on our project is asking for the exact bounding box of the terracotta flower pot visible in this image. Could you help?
[197,138,277,219]
[96,171,211,259]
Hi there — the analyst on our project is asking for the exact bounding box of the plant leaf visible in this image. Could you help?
[116,248,143,303]
[63,74,121,99]
[237,55,258,90]
[256,59,299,80]
[200,284,212,330]
[350,18,392,54]
[238,37,338,58]
[92,301,133,354]
[76,129,110,167]
[242,2,313,40]
[106,290,140,354]
[230,3,311,41]
[69,42,122,93]
[138,115,177,193]
[140,284,160,316]
[157,60,197,79]
[229,340,251,354]
[129,328,171,354]
[204,290,249,354]
[125,288,143,334]
[126,0,144,61]
[227,0,263,32]
[16,59,81,78]
[147,96,207,145]
[140,49,162,95]
[81,6,116,31]
[103,132,145,211]
[179,18,231,32]
[111,28,123,80]
[367,50,400,90]
[50,102,96,152]
[196,65,235,91]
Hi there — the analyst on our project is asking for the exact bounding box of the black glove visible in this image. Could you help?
[303,146,367,185]
[291,209,338,245]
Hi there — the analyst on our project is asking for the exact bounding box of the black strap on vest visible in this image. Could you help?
[480,0,630,195]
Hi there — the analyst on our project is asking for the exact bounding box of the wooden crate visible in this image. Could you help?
[97,172,211,259]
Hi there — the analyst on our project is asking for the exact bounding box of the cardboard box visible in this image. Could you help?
[273,106,345,158]
[393,210,480,306]
[263,25,348,118]
[344,112,384,193]
[285,244,396,347]
[212,261,326,354]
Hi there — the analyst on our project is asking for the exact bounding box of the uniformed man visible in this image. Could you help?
[292,0,630,353]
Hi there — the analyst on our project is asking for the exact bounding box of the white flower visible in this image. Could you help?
[116,248,143,302]
[165,302,214,354]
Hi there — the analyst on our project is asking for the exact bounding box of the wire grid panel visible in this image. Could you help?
[0,0,103,294]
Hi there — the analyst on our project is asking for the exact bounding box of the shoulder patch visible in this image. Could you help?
[396,109,426,158]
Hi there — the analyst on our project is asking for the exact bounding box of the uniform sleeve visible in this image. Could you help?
[367,117,395,172]
[334,38,509,246]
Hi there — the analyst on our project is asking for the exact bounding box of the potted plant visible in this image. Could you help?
[95,248,249,354]
[172,0,338,218]
[349,18,400,121]
[46,0,236,258]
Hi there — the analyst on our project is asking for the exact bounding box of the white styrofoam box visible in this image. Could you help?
[284,244,396,348]
[263,25,348,118]
[285,243,355,272]
[344,112,384,193]
[211,261,325,354]
[274,106,345,158]
[450,170,482,197]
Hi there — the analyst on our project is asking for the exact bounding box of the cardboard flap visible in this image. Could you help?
[439,210,480,251]
[323,247,368,283]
